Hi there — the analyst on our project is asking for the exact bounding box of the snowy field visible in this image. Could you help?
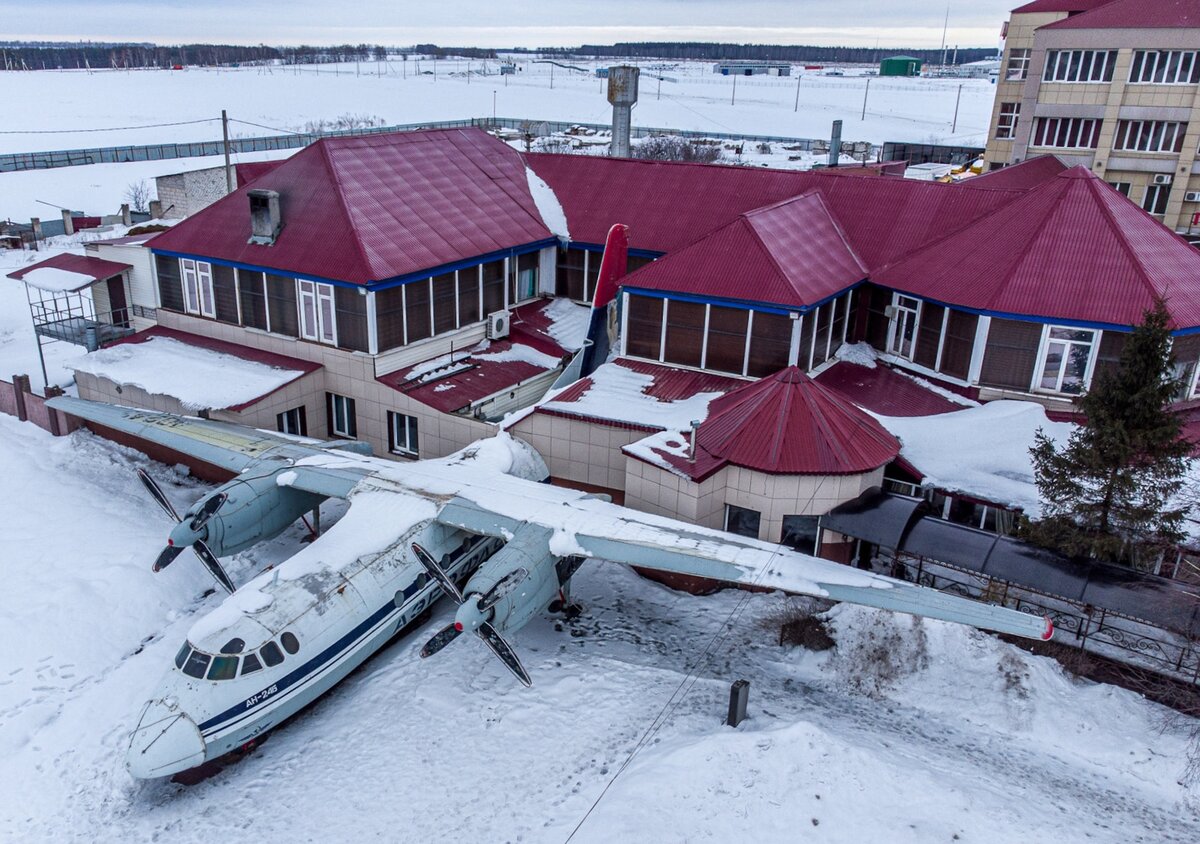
[1,58,997,220]
[0,411,1198,842]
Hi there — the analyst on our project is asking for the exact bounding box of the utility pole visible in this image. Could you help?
[221,109,233,193]
[951,84,963,133]
[493,90,497,124]
[861,78,870,120]
[550,64,554,89]
[731,73,737,106]
[794,73,801,112]
[657,76,662,100]
[940,5,950,69]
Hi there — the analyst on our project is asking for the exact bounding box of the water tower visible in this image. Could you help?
[607,65,639,158]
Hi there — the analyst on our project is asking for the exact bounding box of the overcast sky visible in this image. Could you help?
[0,1,1015,49]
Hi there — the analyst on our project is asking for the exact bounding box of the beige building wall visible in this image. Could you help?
[508,412,644,492]
[985,10,1200,233]
[624,456,884,544]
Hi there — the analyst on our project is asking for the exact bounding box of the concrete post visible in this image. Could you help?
[148,200,163,219]
[61,209,74,236]
[120,203,132,226]
[30,217,42,241]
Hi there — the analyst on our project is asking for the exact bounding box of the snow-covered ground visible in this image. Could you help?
[0,413,1197,841]
[1,59,997,220]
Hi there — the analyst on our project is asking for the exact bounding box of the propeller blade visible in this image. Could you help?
[193,540,236,594]
[477,621,532,688]
[477,567,529,612]
[188,492,227,532]
[419,622,463,658]
[153,543,185,572]
[137,468,180,523]
[412,543,464,604]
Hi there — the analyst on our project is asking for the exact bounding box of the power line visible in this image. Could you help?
[229,118,313,137]
[0,118,219,135]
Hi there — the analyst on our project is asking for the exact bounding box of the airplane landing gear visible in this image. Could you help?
[549,588,583,619]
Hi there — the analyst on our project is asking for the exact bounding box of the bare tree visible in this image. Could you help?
[124,180,151,214]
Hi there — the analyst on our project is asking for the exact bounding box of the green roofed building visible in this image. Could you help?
[880,55,923,76]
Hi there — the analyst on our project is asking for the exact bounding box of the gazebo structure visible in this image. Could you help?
[6,253,135,386]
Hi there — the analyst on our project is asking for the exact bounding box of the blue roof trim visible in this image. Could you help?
[622,279,864,315]
[566,241,664,260]
[150,249,362,289]
[880,285,1138,333]
[367,237,560,291]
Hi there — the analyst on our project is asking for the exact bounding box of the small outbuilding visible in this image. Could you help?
[880,55,923,77]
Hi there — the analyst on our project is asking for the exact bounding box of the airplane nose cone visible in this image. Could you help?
[126,698,206,779]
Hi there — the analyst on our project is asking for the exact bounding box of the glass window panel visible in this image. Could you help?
[1040,341,1065,390]
[458,270,481,325]
[626,295,664,360]
[663,300,705,368]
[260,641,284,667]
[405,280,432,343]
[241,653,262,675]
[207,656,238,681]
[432,272,457,334]
[705,305,749,374]
[182,649,211,679]
[725,504,761,539]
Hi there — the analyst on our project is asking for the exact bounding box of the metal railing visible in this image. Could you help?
[0,117,840,173]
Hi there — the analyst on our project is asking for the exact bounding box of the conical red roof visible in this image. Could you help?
[651,367,899,480]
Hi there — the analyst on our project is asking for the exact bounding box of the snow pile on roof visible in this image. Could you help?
[624,429,693,477]
[474,342,562,370]
[540,362,725,431]
[835,341,878,369]
[525,166,570,239]
[20,267,97,293]
[876,400,1075,513]
[542,297,589,352]
[68,336,305,410]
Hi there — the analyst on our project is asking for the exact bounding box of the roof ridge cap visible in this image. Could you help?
[315,139,378,283]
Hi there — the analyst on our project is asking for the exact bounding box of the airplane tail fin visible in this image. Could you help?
[553,224,628,389]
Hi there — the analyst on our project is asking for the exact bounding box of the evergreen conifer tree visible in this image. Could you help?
[1027,300,1193,566]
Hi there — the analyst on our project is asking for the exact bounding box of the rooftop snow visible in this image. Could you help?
[19,267,97,293]
[67,336,308,411]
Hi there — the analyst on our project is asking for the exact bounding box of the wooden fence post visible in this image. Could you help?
[11,375,29,422]
[43,385,64,435]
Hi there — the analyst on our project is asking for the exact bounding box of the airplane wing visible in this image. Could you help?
[46,396,369,498]
[435,496,1053,641]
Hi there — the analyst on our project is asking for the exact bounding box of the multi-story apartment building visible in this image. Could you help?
[984,0,1200,235]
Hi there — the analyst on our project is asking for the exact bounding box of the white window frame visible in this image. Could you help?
[179,258,215,318]
[388,411,419,457]
[1005,48,1030,81]
[297,279,337,345]
[276,406,306,436]
[1113,120,1187,154]
[1031,117,1102,150]
[996,102,1020,140]
[1034,325,1097,395]
[1108,181,1132,197]
[1042,50,1116,83]
[328,393,356,439]
[1143,183,1171,216]
[887,294,921,360]
[1129,50,1200,85]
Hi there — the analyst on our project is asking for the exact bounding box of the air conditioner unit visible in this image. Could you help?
[1152,174,1173,186]
[883,305,899,320]
[486,309,511,340]
[1185,191,1200,203]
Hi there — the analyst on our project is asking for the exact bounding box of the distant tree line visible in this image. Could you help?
[0,42,496,71]
[544,42,996,65]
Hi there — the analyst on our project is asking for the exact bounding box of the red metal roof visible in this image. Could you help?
[874,166,1200,329]
[814,361,969,417]
[623,191,867,308]
[378,300,570,414]
[537,358,742,431]
[1044,0,1200,27]
[1011,0,1111,13]
[235,160,285,186]
[646,367,900,480]
[525,154,1023,271]
[106,326,321,412]
[6,252,131,283]
[960,155,1068,191]
[150,128,553,285]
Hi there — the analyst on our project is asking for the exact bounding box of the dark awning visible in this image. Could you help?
[822,490,1200,638]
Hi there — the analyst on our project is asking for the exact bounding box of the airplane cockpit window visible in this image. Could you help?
[207,655,239,681]
[220,638,246,655]
[175,643,190,669]
[182,649,211,679]
[281,632,300,654]
[241,652,263,675]
[260,641,284,667]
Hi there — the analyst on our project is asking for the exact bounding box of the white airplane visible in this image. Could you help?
[50,393,1053,781]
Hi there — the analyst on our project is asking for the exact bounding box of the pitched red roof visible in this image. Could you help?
[623,191,867,308]
[524,154,1022,269]
[1044,0,1200,27]
[235,159,285,186]
[6,252,131,285]
[1011,0,1111,13]
[960,155,1068,191]
[874,166,1200,329]
[642,367,900,480]
[151,128,553,286]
